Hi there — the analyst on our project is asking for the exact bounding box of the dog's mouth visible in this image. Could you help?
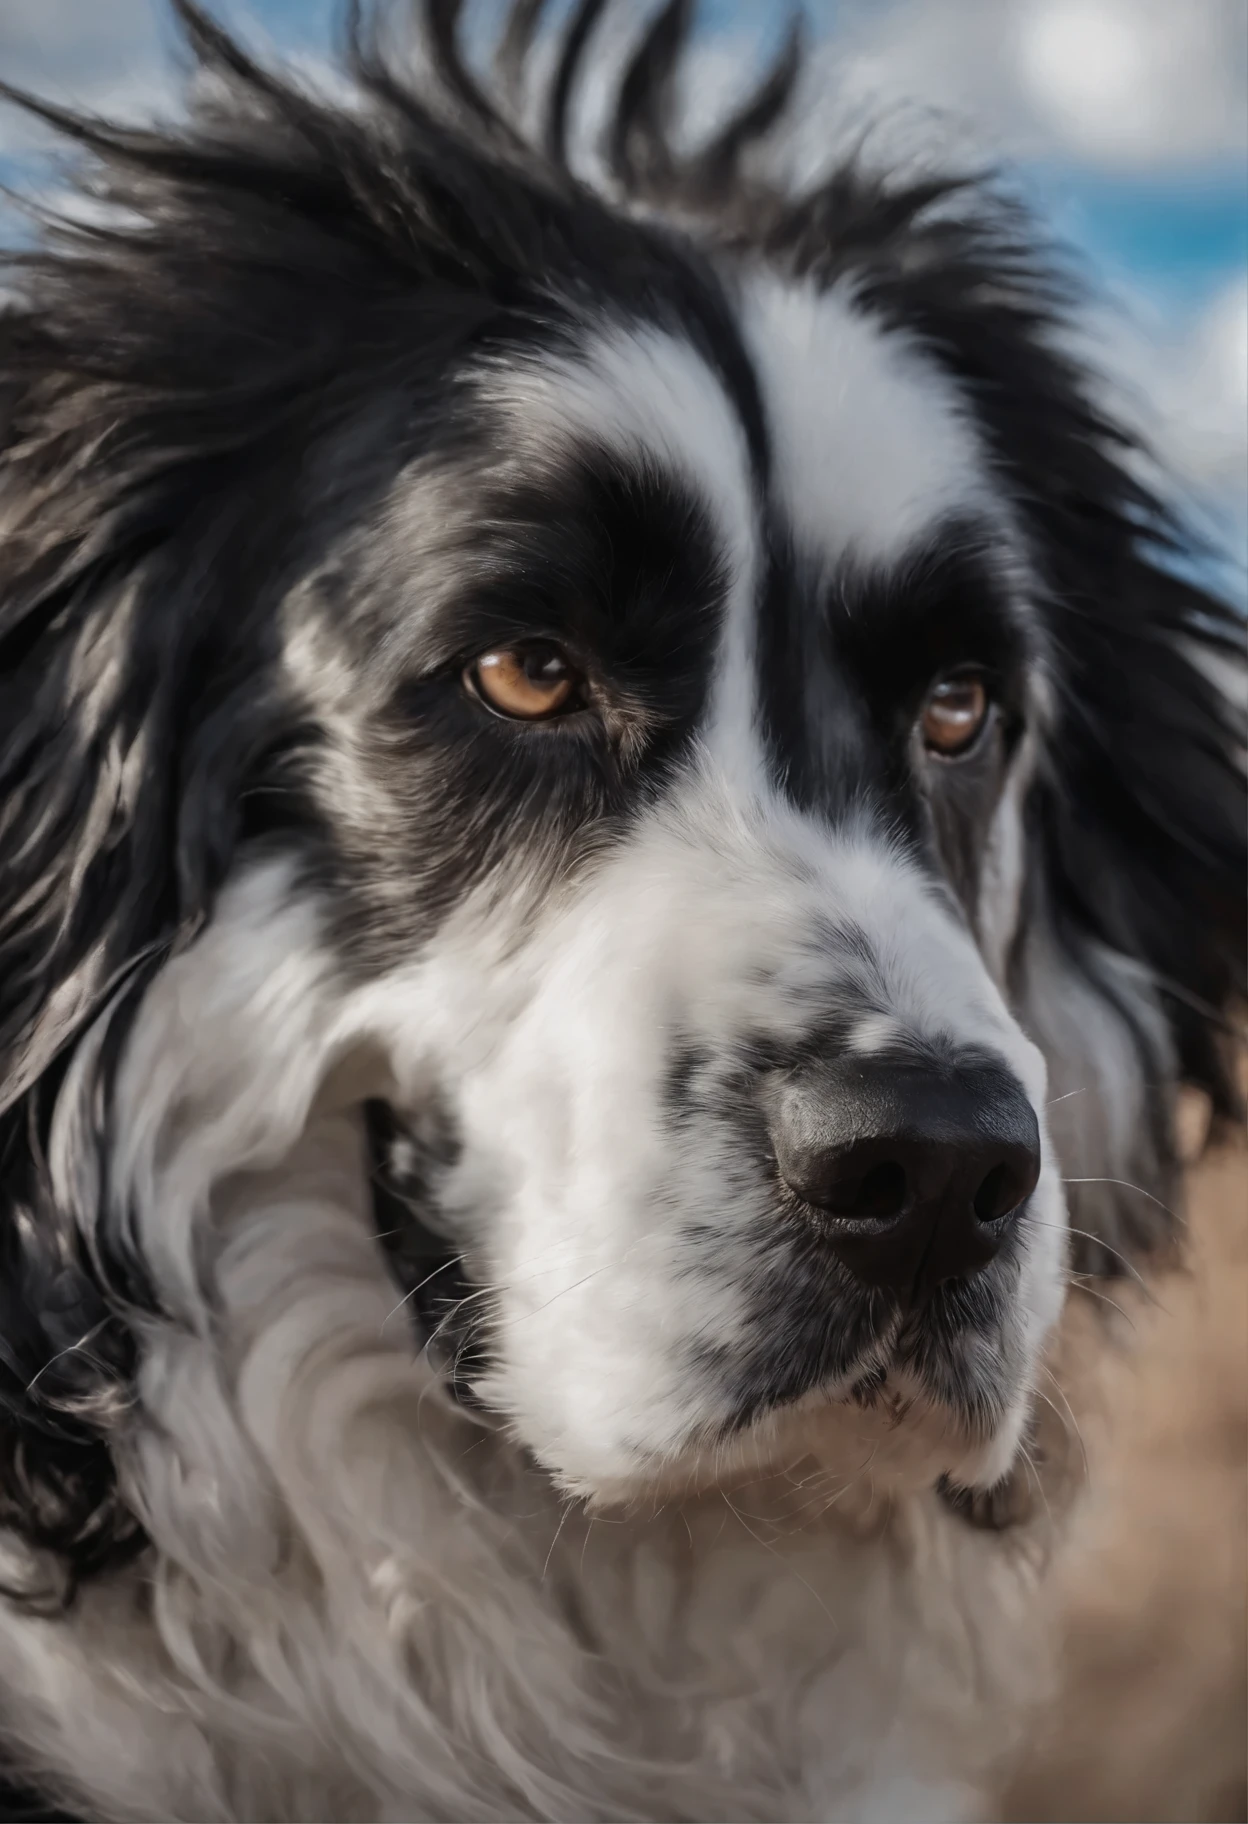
[713,1288,1018,1445]
[367,1100,489,1406]
[366,1096,1028,1479]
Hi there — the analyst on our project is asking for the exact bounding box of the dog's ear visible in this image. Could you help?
[0,144,304,1592]
[0,0,554,1598]
[0,302,176,1598]
[0,0,576,1598]
[0,8,356,1597]
[1041,552,1244,1108]
[1017,548,1244,1276]
[0,313,202,1599]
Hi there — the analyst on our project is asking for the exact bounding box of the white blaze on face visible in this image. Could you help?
[738,273,996,569]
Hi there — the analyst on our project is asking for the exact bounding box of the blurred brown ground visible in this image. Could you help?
[999,1110,1247,1823]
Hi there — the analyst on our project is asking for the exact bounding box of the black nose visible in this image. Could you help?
[764,1056,1041,1297]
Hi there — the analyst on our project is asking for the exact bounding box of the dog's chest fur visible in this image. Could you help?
[0,1491,1054,1824]
[0,1062,1068,1824]
[552,1483,1053,1822]
[0,1177,1061,1824]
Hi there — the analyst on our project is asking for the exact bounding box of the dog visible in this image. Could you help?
[0,3,1242,1819]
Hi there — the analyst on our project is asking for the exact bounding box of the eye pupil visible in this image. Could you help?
[468,642,579,720]
[921,676,989,755]
[524,648,568,683]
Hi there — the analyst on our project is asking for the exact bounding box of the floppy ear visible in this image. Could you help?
[0,295,232,1596]
[0,0,563,1599]
[0,398,159,1599]
[0,131,325,1596]
[0,7,356,1597]
[0,0,590,1599]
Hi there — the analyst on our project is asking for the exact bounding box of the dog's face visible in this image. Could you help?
[269,278,1068,1499]
[0,2,1242,1579]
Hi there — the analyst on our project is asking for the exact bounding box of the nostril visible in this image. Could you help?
[972,1161,1028,1223]
[824,1160,909,1221]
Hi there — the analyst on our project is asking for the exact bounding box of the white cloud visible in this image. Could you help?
[1087,273,1248,561]
[1162,276,1248,498]
[0,0,172,154]
[800,0,1248,173]
[1016,0,1248,169]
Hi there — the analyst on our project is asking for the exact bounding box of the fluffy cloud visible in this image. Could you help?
[1016,0,1248,170]
[1092,273,1248,560]
[0,0,171,156]
[801,0,1248,173]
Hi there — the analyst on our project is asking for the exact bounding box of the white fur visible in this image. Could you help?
[472,319,756,588]
[739,274,998,569]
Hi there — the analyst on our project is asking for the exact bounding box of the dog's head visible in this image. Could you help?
[0,2,1243,1586]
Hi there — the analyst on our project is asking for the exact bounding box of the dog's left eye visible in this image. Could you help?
[466,642,581,721]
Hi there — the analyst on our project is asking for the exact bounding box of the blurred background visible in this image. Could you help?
[2,5,1245,1821]
[1,0,1245,580]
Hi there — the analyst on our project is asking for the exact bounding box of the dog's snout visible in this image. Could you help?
[765,1057,1041,1297]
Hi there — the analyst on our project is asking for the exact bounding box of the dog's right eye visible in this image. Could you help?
[465,643,581,721]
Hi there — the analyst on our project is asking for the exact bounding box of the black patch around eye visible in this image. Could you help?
[755,518,892,817]
[408,450,729,739]
[321,450,732,964]
[828,528,1028,737]
[757,518,1028,875]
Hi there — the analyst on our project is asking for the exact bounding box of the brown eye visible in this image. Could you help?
[468,643,579,721]
[921,675,989,756]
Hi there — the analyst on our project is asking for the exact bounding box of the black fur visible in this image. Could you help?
[0,0,1241,1610]
[0,1770,81,1824]
[756,518,1031,902]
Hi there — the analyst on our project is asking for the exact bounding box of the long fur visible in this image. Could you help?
[0,4,1242,1819]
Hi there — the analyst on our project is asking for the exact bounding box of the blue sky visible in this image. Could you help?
[2,0,1245,574]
